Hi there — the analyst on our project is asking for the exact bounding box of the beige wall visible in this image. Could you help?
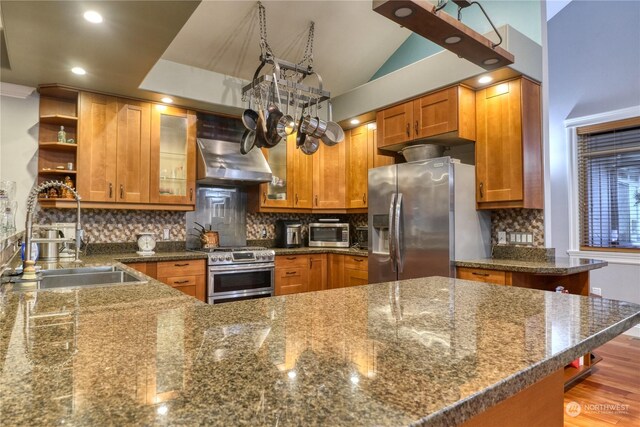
[0,92,40,231]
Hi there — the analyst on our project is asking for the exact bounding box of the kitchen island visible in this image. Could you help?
[1,265,638,426]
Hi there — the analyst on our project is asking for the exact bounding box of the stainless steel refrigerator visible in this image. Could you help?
[368,157,491,283]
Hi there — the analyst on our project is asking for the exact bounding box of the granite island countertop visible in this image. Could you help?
[1,265,638,426]
[455,256,607,275]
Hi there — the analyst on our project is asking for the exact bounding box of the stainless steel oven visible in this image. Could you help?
[208,263,274,304]
[308,222,350,247]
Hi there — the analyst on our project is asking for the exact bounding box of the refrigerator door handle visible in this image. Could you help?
[395,193,403,273]
[388,193,397,272]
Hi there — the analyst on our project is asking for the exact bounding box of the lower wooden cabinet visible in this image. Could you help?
[275,253,367,296]
[456,267,510,285]
[126,259,206,302]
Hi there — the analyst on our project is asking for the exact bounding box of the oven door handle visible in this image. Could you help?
[209,265,274,273]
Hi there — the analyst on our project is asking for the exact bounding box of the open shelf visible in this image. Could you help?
[39,142,78,151]
[38,85,79,100]
[40,114,78,127]
[39,169,77,175]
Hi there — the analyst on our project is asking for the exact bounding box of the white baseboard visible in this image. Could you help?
[623,325,640,338]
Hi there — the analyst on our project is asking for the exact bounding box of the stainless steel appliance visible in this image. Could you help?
[195,247,275,304]
[368,157,490,283]
[196,113,272,186]
[308,222,350,247]
[275,220,302,248]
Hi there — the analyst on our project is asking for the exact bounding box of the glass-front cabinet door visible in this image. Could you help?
[150,106,196,205]
[260,135,294,208]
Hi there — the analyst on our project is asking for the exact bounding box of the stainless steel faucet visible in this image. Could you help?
[22,181,83,277]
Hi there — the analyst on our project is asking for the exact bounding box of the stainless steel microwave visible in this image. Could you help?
[308,223,350,247]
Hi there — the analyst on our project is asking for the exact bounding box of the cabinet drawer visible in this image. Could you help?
[343,255,368,271]
[159,275,197,287]
[344,268,368,287]
[275,255,309,269]
[275,267,308,296]
[157,259,205,277]
[457,267,506,285]
[157,274,206,301]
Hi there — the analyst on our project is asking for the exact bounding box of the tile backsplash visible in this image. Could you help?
[491,209,544,247]
[36,209,187,243]
[246,213,367,241]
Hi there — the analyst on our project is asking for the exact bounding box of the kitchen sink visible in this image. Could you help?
[3,266,147,290]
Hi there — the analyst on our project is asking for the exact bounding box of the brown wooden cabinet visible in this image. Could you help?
[77,92,118,202]
[150,105,196,206]
[116,99,151,203]
[313,137,346,209]
[127,259,206,302]
[292,139,314,209]
[475,77,543,209]
[376,85,475,150]
[456,267,509,285]
[328,253,368,289]
[308,254,328,292]
[275,255,310,296]
[346,124,369,209]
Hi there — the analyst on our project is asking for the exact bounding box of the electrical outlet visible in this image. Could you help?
[591,287,602,297]
[498,231,507,244]
[525,233,533,244]
[163,228,170,240]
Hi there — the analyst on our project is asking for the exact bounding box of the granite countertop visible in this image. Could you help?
[272,246,368,257]
[455,257,607,275]
[1,268,638,426]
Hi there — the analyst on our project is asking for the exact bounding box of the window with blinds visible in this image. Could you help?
[577,118,640,250]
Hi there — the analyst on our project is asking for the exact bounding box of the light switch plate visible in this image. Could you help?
[498,231,507,244]
[163,228,170,240]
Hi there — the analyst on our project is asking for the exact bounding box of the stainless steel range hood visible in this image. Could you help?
[196,114,272,186]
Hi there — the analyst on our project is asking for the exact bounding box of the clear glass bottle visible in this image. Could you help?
[57,126,66,143]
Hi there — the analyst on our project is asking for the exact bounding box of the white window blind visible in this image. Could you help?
[577,118,640,250]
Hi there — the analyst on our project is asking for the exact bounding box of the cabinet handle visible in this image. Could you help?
[120,185,124,199]
[295,193,299,205]
[190,188,193,202]
[285,271,296,275]
[174,263,189,267]
[315,195,318,206]
[286,257,297,260]
[472,272,490,277]
[479,182,484,199]
[363,193,366,204]
[414,120,419,136]
[406,123,410,137]
[109,183,113,198]
[353,258,364,262]
[173,280,190,284]
[263,192,267,203]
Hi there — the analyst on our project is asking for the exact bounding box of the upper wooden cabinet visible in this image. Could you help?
[250,134,314,211]
[77,92,118,202]
[347,124,395,209]
[116,99,150,203]
[313,136,346,209]
[376,85,476,150]
[42,86,194,211]
[475,77,543,209]
[149,105,196,206]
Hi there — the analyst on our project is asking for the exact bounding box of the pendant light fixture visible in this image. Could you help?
[373,0,514,70]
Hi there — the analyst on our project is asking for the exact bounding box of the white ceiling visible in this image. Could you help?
[161,1,411,96]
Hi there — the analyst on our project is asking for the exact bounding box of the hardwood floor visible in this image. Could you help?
[564,334,640,426]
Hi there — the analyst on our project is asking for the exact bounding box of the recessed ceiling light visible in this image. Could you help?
[161,97,173,104]
[83,11,103,24]
[483,58,499,65]
[350,119,360,125]
[394,7,413,18]
[71,67,86,75]
[478,76,493,84]
[444,35,462,44]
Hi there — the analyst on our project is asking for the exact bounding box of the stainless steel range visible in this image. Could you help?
[192,247,275,304]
